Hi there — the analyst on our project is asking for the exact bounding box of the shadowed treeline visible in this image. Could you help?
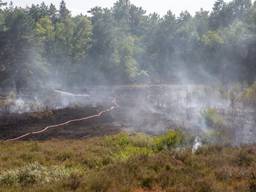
[0,0,256,92]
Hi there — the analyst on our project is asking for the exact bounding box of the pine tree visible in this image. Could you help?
[59,0,70,20]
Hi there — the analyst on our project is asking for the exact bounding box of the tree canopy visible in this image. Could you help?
[0,0,256,91]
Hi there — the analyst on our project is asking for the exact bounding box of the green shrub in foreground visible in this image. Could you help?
[153,130,184,151]
[0,162,79,186]
[105,131,184,160]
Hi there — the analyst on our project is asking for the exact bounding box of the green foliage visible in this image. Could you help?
[240,82,256,107]
[154,130,184,151]
[202,108,224,128]
[105,133,154,160]
[202,31,224,47]
[59,0,70,20]
[104,131,183,160]
[115,145,153,160]
[105,133,130,147]
[0,163,78,186]
[201,107,235,144]
[35,16,54,41]
[0,134,256,191]
[1,0,256,87]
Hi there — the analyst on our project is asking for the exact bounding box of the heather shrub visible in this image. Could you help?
[249,172,256,192]
[0,163,78,186]
[153,130,184,151]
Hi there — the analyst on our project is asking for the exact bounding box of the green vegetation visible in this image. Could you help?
[0,163,78,186]
[153,130,184,151]
[202,108,233,144]
[202,108,225,129]
[241,82,256,107]
[0,131,256,191]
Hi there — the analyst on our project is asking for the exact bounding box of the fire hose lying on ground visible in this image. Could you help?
[4,98,119,142]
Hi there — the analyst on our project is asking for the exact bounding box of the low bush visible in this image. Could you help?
[234,150,254,167]
[249,172,256,192]
[153,130,184,151]
[0,162,79,186]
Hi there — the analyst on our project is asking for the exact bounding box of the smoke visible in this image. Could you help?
[1,83,256,145]
[111,84,256,145]
[192,136,202,153]
[1,0,256,147]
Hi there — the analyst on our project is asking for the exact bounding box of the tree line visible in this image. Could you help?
[0,0,256,92]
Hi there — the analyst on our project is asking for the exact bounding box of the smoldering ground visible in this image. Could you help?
[1,0,256,146]
[1,84,255,146]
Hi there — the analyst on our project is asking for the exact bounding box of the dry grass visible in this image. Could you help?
[0,131,255,192]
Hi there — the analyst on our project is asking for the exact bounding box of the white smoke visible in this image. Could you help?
[192,136,202,153]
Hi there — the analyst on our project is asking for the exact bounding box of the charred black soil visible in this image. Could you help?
[0,105,121,140]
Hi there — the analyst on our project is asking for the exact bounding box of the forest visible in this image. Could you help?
[0,0,256,92]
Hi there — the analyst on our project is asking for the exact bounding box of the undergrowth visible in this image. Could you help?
[0,130,255,192]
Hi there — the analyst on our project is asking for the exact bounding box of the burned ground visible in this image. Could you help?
[0,106,120,140]
[0,85,256,143]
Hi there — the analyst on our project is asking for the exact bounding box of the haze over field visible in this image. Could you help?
[0,0,256,141]
[1,1,256,191]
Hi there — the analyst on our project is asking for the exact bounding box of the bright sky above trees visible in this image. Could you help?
[6,0,231,15]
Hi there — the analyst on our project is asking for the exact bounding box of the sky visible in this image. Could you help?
[6,0,228,16]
